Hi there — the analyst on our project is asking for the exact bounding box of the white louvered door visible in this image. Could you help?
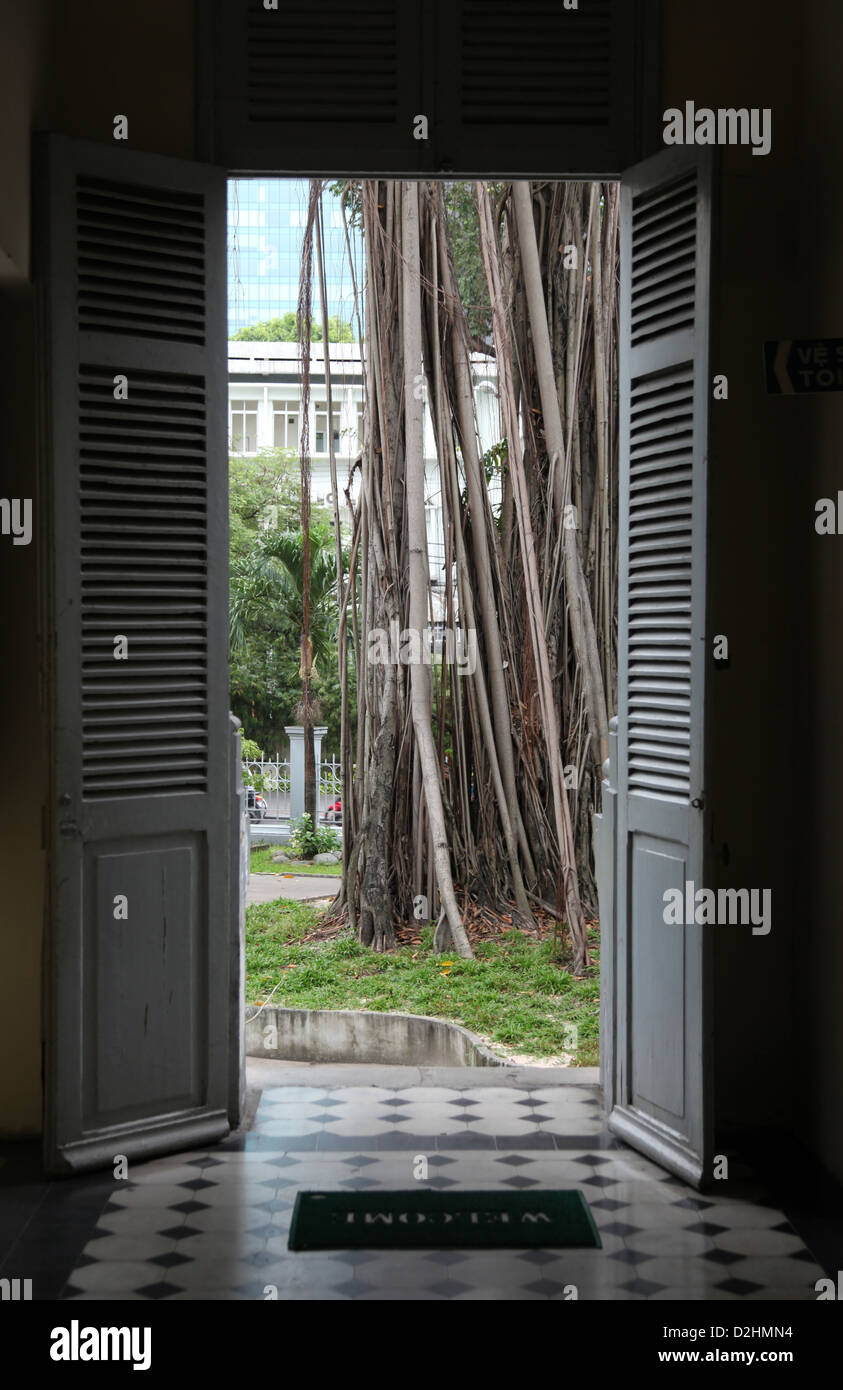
[39,137,235,1174]
[612,147,714,1187]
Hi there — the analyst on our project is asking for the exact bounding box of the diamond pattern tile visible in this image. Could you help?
[523,1278,572,1297]
[715,1276,765,1296]
[701,1248,745,1265]
[136,1281,182,1300]
[620,1277,667,1297]
[156,1225,202,1242]
[33,1075,825,1304]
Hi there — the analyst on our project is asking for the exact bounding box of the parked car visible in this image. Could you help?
[246,786,268,820]
[324,798,342,824]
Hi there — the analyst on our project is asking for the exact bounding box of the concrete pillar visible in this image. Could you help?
[285,725,328,821]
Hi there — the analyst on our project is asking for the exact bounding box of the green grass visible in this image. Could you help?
[250,845,342,877]
[245,899,600,1065]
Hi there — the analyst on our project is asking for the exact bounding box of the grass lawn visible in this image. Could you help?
[250,845,342,877]
[245,898,600,1066]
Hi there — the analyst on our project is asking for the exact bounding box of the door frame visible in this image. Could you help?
[38,144,715,1179]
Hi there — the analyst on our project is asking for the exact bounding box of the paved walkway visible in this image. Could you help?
[7,1060,823,1301]
[247,872,339,905]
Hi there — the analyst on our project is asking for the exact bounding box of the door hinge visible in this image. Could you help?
[691,796,705,810]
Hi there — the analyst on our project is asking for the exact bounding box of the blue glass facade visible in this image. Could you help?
[227,179,362,338]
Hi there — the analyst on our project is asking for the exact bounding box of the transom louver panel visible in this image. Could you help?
[627,366,695,800]
[77,177,206,343]
[460,0,611,124]
[630,172,697,347]
[246,1,398,124]
[78,367,209,797]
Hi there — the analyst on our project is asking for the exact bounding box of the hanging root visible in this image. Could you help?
[432,907,450,954]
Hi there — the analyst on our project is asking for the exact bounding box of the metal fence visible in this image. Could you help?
[319,756,342,817]
[242,756,290,818]
[242,754,342,819]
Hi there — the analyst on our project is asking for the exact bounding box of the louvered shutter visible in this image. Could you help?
[434,0,651,172]
[203,0,429,172]
[38,137,234,1174]
[611,146,713,1187]
[200,0,655,175]
[627,362,695,799]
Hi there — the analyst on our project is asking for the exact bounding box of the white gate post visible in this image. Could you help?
[285,725,329,821]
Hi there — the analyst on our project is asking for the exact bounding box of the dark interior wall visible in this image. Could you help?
[0,0,50,1133]
[664,0,842,1183]
[798,0,843,1186]
[0,285,46,1133]
[0,0,196,1134]
[669,0,801,1141]
[47,0,196,157]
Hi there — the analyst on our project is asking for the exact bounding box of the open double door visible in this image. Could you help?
[39,136,713,1185]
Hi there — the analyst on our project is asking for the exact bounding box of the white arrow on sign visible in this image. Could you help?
[774,340,793,394]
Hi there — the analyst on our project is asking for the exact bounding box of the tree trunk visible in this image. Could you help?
[401,181,472,959]
[512,180,609,774]
[314,183,349,895]
[477,181,589,972]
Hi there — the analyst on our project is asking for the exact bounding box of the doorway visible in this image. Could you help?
[38,139,712,1189]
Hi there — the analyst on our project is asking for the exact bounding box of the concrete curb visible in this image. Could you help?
[245,1005,510,1068]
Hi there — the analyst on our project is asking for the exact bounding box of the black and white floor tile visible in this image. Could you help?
[0,1079,826,1300]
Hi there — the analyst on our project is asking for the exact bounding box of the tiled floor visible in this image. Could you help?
[0,1066,827,1300]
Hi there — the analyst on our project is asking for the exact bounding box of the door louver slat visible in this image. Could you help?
[77,177,206,342]
[78,366,208,798]
[246,3,398,123]
[630,173,697,347]
[460,0,612,124]
[627,364,695,800]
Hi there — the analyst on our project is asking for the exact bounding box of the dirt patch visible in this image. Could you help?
[316,900,599,961]
[473,1034,576,1067]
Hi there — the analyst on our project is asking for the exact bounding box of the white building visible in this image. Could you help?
[227,339,502,606]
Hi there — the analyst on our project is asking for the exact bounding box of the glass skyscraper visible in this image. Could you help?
[227,179,362,338]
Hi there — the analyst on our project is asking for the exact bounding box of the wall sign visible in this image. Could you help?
[764,339,843,394]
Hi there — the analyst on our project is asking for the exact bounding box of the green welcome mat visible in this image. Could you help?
[288,1190,601,1250]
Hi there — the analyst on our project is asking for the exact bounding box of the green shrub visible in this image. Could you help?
[288,813,341,859]
[314,823,341,854]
